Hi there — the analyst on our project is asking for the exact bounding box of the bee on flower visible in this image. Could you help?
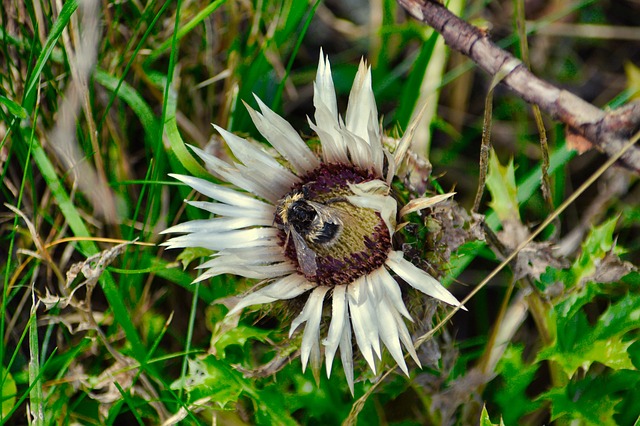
[162,49,464,394]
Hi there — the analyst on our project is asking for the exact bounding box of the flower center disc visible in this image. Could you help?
[275,163,391,286]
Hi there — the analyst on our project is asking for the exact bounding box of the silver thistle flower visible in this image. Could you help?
[163,50,463,394]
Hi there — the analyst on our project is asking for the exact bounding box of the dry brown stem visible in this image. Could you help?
[398,0,640,172]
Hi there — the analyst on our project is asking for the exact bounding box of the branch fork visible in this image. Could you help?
[398,0,640,172]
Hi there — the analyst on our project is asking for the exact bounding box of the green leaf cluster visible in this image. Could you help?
[489,218,639,425]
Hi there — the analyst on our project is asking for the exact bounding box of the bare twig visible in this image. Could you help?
[397,0,640,172]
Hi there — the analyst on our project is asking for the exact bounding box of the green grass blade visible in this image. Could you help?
[0,95,27,119]
[146,0,227,63]
[93,68,158,140]
[28,298,44,426]
[394,30,439,129]
[272,0,321,110]
[179,282,199,400]
[109,382,145,426]
[165,115,210,179]
[22,0,78,110]
[96,0,170,135]
[153,0,183,222]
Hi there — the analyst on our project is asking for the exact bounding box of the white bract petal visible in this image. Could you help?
[347,181,397,235]
[290,286,330,372]
[312,51,350,164]
[194,261,295,282]
[185,200,274,220]
[162,228,278,251]
[163,216,268,234]
[339,128,372,172]
[169,174,269,210]
[345,60,378,143]
[323,284,347,377]
[347,277,381,373]
[310,110,348,164]
[372,267,413,320]
[246,97,320,174]
[188,145,283,202]
[339,316,355,396]
[349,179,389,195]
[376,296,409,375]
[196,250,291,280]
[314,49,339,129]
[399,193,456,218]
[367,122,384,177]
[391,305,421,367]
[386,251,465,310]
[227,274,314,316]
[364,268,383,304]
[202,246,287,266]
[214,125,300,191]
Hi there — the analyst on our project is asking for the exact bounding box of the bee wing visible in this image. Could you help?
[305,200,344,226]
[291,230,318,277]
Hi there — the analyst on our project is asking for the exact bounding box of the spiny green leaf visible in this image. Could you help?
[543,386,618,425]
[480,405,505,426]
[485,141,575,229]
[593,293,640,341]
[540,371,640,425]
[171,356,297,425]
[176,247,213,270]
[629,340,640,370]
[253,386,298,426]
[213,325,272,359]
[553,216,626,319]
[170,356,242,409]
[570,215,619,287]
[539,294,640,377]
[494,345,541,425]
[554,279,599,321]
[486,149,520,223]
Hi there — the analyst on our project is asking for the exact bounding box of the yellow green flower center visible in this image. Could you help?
[275,163,391,286]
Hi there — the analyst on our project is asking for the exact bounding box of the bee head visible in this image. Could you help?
[288,201,317,234]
